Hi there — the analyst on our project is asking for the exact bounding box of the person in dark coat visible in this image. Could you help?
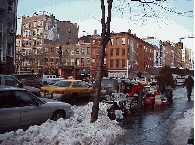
[184,74,194,100]
[118,80,128,94]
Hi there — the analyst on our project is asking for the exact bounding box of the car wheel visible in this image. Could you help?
[71,93,78,103]
[51,110,66,121]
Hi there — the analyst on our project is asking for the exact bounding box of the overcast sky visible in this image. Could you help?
[17,0,194,49]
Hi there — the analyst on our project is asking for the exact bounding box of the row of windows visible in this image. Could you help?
[23,21,44,29]
[23,29,43,37]
[76,47,91,55]
[110,48,126,56]
[22,39,42,47]
[110,37,126,45]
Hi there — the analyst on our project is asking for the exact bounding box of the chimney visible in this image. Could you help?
[128,29,131,34]
[134,33,136,36]
[94,29,97,35]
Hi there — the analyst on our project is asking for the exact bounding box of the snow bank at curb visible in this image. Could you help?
[0,102,125,145]
[170,107,194,145]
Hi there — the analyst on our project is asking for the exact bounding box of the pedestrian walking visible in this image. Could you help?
[118,80,128,94]
[183,74,194,100]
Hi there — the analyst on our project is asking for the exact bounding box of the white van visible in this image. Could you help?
[42,75,63,84]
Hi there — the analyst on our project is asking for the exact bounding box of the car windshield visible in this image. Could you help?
[101,79,118,88]
[53,81,71,87]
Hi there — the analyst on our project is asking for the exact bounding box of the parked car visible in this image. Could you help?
[41,80,93,102]
[0,74,41,97]
[13,73,43,88]
[0,85,73,133]
[42,75,64,84]
[93,77,119,101]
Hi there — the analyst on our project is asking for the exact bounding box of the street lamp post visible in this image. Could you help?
[124,60,131,78]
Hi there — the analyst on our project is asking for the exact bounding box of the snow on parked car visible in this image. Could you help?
[0,102,125,145]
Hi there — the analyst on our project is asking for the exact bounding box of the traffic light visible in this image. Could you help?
[34,62,37,69]
[176,42,183,49]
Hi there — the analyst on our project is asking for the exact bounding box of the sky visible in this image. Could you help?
[17,0,194,50]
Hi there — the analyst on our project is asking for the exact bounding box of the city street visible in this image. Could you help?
[110,86,194,145]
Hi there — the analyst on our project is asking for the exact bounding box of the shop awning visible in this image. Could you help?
[77,71,90,76]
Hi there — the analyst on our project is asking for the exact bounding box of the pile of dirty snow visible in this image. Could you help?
[0,102,125,145]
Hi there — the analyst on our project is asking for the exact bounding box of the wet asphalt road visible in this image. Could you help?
[109,86,194,145]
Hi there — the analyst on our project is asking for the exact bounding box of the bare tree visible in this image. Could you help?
[91,0,113,123]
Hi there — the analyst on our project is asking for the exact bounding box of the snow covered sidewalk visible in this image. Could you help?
[0,102,125,145]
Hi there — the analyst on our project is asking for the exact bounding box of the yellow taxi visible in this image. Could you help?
[40,80,93,102]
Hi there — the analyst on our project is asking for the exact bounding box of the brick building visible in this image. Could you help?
[18,13,78,73]
[107,31,155,79]
[90,35,108,78]
[0,0,18,74]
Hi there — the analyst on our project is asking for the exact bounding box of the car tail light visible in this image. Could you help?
[41,89,48,92]
[53,91,64,94]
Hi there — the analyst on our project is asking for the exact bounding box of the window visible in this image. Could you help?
[66,59,69,65]
[37,21,40,26]
[81,48,85,55]
[76,48,79,54]
[71,59,74,65]
[0,91,19,108]
[81,58,84,64]
[122,49,125,56]
[26,23,29,28]
[4,76,20,86]
[23,23,25,29]
[116,48,119,56]
[76,58,80,65]
[14,91,36,107]
[34,21,36,27]
[116,59,119,68]
[122,37,125,45]
[110,48,113,56]
[45,48,48,53]
[93,40,95,44]
[66,49,69,55]
[87,47,90,54]
[87,58,90,65]
[69,29,71,33]
[93,48,95,54]
[110,38,113,45]
[29,22,32,28]
[71,49,74,55]
[41,21,43,26]
[38,48,41,55]
[116,38,119,45]
[33,29,37,36]
[110,59,113,68]
[33,48,37,54]
[104,58,106,65]
[122,59,125,68]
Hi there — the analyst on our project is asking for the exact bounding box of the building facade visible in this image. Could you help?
[107,31,155,79]
[0,0,18,74]
[16,13,78,73]
[90,35,108,78]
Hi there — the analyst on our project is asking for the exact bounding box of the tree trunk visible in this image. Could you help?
[91,0,112,123]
